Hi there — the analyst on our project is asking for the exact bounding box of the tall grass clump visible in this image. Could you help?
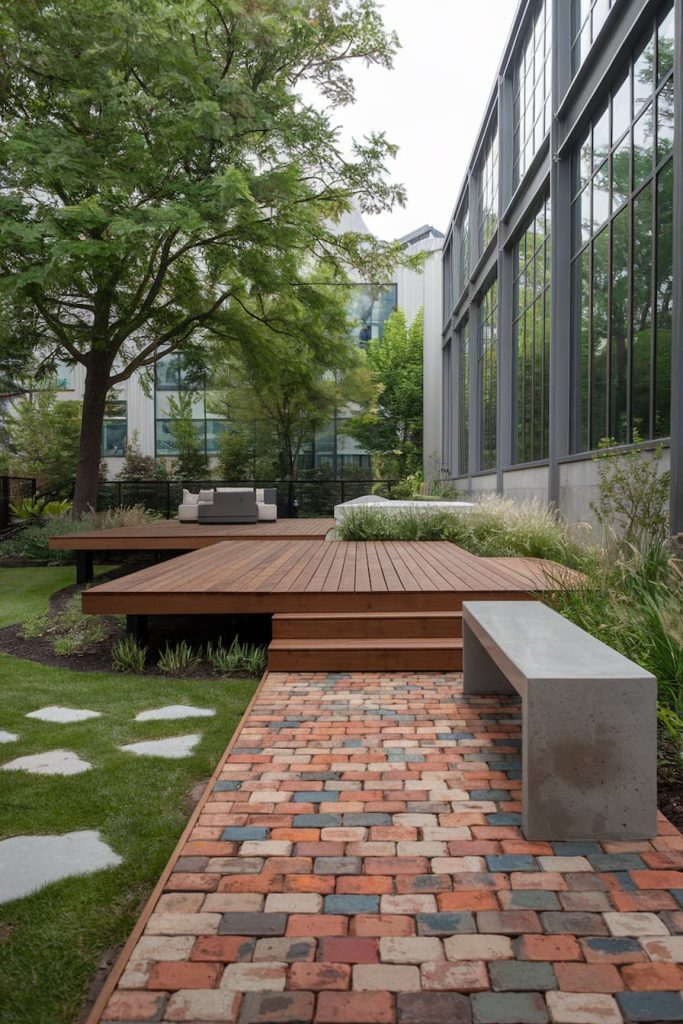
[111,635,148,673]
[338,495,587,569]
[0,505,161,563]
[205,637,267,677]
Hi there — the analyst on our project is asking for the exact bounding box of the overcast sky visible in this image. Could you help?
[325,0,518,240]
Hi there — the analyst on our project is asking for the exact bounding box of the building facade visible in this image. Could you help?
[433,0,681,534]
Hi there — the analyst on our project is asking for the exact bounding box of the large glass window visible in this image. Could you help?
[102,395,127,457]
[457,197,470,298]
[442,342,453,475]
[458,322,470,476]
[155,354,227,457]
[514,197,551,463]
[571,0,620,76]
[479,282,498,471]
[571,4,674,449]
[478,131,499,256]
[513,0,552,187]
[348,284,397,349]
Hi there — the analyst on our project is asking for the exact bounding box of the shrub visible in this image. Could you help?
[157,640,200,675]
[21,594,112,654]
[205,637,267,676]
[117,431,169,481]
[337,496,587,569]
[0,504,159,563]
[591,436,670,549]
[111,635,147,673]
[10,497,72,523]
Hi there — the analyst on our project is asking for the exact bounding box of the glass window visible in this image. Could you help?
[571,0,619,76]
[479,282,498,471]
[442,342,452,475]
[457,198,470,298]
[571,2,674,450]
[513,197,551,464]
[54,362,75,391]
[458,322,470,475]
[348,284,397,349]
[102,395,127,457]
[513,0,551,187]
[478,131,499,256]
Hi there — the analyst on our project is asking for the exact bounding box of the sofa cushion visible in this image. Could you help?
[178,504,199,522]
[182,489,199,505]
[256,502,277,522]
[216,487,253,494]
[198,489,215,503]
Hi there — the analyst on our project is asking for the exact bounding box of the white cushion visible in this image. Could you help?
[198,489,215,502]
[255,489,265,502]
[257,502,277,522]
[182,489,199,505]
[178,504,199,522]
[216,487,253,494]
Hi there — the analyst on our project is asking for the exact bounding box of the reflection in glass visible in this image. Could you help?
[657,8,674,83]
[610,208,629,443]
[633,32,655,114]
[591,229,608,445]
[655,162,673,437]
[657,80,674,164]
[631,183,653,437]
[479,282,498,471]
[612,75,630,144]
[458,323,470,475]
[593,107,610,168]
[633,104,654,189]
[611,134,630,211]
[592,165,609,232]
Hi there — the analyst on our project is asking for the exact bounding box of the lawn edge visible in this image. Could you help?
[83,668,271,1024]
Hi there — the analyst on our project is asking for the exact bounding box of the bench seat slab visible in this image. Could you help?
[462,603,657,842]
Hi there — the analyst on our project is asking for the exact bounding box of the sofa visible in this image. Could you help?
[178,488,277,524]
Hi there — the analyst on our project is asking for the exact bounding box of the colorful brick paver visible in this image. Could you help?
[92,672,683,1024]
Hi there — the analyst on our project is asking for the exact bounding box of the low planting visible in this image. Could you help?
[111,634,147,674]
[0,505,160,564]
[22,594,115,656]
[116,636,268,678]
[338,494,587,568]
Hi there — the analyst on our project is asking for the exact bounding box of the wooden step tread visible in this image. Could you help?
[272,611,461,621]
[269,637,463,651]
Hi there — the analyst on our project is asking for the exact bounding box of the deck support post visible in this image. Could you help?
[76,551,94,586]
[126,615,148,644]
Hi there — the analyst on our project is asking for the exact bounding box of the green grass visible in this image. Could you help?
[0,566,112,628]
[0,655,257,1024]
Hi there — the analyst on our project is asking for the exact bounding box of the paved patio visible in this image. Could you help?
[92,672,683,1024]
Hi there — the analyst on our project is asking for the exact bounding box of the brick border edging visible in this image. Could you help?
[84,669,273,1024]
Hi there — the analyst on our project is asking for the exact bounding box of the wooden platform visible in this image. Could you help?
[49,517,334,551]
[83,540,579,671]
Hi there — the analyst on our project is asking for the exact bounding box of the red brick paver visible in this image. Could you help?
[95,672,683,1024]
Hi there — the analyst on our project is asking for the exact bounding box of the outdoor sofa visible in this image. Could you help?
[178,487,277,524]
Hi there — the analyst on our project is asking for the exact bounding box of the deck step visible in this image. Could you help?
[268,637,463,672]
[272,611,462,639]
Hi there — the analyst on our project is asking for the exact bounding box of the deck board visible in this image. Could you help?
[82,539,576,617]
[48,518,334,551]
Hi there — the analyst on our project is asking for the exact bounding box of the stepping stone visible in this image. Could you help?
[2,749,92,776]
[0,731,18,744]
[0,830,122,904]
[26,706,101,724]
[135,705,215,722]
[119,735,201,759]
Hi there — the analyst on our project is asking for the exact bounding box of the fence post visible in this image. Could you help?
[340,480,345,505]
[117,481,122,508]
[166,480,171,520]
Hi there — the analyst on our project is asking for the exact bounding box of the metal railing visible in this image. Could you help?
[96,478,395,518]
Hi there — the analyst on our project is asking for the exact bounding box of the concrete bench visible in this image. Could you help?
[462,601,657,841]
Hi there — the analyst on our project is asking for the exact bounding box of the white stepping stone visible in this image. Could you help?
[0,731,18,743]
[135,705,215,722]
[26,706,101,724]
[0,830,122,904]
[2,748,93,776]
[119,734,201,759]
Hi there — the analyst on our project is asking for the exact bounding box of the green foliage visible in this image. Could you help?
[111,635,148,674]
[0,0,414,511]
[118,431,168,482]
[21,594,112,654]
[166,394,210,480]
[591,436,670,549]
[2,388,82,490]
[338,496,586,567]
[9,497,72,523]
[157,640,200,675]
[0,505,158,563]
[345,308,424,479]
[205,637,267,677]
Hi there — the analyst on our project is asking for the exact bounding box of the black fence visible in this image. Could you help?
[0,476,36,529]
[96,479,396,519]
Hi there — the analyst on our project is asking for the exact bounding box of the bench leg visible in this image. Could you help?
[76,551,94,586]
[462,621,517,695]
[126,615,148,645]
[523,678,657,841]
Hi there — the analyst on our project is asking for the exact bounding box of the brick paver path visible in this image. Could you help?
[97,672,683,1024]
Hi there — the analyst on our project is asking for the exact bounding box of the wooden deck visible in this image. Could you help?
[49,517,334,551]
[82,538,575,615]
[82,539,580,671]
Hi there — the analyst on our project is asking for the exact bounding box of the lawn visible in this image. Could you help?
[0,570,258,1024]
[0,565,112,628]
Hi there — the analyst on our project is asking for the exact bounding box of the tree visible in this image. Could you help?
[208,280,371,493]
[118,431,168,481]
[0,0,415,513]
[2,386,82,490]
[345,307,424,480]
[167,394,210,481]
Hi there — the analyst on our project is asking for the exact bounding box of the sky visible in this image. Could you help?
[321,0,518,240]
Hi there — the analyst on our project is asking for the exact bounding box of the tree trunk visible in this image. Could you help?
[72,355,110,515]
